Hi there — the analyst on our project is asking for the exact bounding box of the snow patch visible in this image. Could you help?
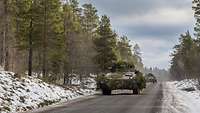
[162,79,200,113]
[0,71,96,113]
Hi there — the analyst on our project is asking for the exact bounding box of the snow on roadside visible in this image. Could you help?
[0,71,96,113]
[162,79,200,113]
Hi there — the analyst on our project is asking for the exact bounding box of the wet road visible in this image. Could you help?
[29,83,163,113]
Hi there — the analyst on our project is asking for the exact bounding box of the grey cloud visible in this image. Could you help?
[80,0,192,17]
[123,25,190,39]
[79,0,194,69]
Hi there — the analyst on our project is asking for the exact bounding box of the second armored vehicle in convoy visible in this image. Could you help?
[97,71,146,95]
[145,73,157,83]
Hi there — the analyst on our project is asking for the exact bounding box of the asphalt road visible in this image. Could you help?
[29,83,163,113]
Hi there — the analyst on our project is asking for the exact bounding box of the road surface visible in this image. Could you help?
[29,83,163,113]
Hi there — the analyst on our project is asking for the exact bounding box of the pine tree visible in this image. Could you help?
[193,0,200,39]
[0,0,146,84]
[81,3,99,73]
[117,36,132,62]
[192,0,200,77]
[62,2,83,84]
[170,31,199,79]
[14,0,38,76]
[94,15,118,72]
[14,0,64,78]
[69,0,82,19]
[133,44,143,70]
[133,44,142,58]
[0,0,14,71]
[29,0,64,80]
[82,3,99,35]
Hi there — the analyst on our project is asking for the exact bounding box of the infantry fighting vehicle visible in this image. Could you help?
[145,73,157,84]
[97,71,146,95]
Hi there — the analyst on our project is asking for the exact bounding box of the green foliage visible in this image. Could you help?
[115,35,144,72]
[117,36,132,61]
[0,0,144,84]
[172,0,200,80]
[94,15,118,72]
[15,0,64,78]
[82,3,99,34]
[13,0,33,49]
[170,31,200,79]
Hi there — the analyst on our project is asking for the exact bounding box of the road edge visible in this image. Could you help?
[21,94,98,113]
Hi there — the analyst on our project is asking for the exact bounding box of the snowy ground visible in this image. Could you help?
[0,71,96,113]
[162,79,200,113]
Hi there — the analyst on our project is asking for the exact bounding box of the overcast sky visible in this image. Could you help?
[80,0,195,69]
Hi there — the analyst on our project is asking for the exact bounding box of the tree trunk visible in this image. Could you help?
[3,0,9,71]
[28,19,33,76]
[42,0,47,77]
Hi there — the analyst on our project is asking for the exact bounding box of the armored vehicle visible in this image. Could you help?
[145,73,157,84]
[97,71,146,95]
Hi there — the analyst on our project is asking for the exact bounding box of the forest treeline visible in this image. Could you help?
[144,67,169,81]
[170,0,200,80]
[0,0,143,83]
